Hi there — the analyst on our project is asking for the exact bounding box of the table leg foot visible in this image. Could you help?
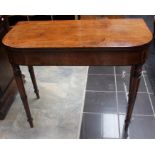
[122,64,142,139]
[12,65,33,128]
[122,120,130,139]
[27,118,33,128]
[28,66,40,99]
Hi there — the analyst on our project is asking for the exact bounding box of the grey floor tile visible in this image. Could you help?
[116,75,147,92]
[87,75,115,91]
[118,92,153,115]
[80,113,102,139]
[117,92,128,114]
[82,64,155,139]
[143,75,154,93]
[89,66,114,75]
[84,92,117,113]
[119,115,155,139]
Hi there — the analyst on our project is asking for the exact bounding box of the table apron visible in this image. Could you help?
[8,49,148,66]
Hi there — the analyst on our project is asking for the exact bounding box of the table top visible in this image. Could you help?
[2,19,152,49]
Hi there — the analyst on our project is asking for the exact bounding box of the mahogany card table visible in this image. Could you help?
[2,19,152,138]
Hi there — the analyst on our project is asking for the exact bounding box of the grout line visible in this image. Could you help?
[88,72,147,76]
[86,89,153,94]
[88,73,116,76]
[142,92,153,95]
[86,90,117,93]
[77,66,89,139]
[142,71,155,119]
[84,111,154,117]
[83,111,103,115]
[119,113,154,117]
[88,73,130,76]
[114,66,121,138]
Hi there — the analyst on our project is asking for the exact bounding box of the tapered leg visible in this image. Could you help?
[12,65,33,128]
[28,66,40,99]
[122,64,143,138]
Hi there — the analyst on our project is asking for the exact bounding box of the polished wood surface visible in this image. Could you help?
[12,65,33,127]
[3,19,152,49]
[28,66,40,99]
[2,19,153,138]
[122,64,143,138]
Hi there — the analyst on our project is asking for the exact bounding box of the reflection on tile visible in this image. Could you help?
[119,115,125,138]
[80,113,102,139]
[0,66,88,139]
[84,92,117,113]
[80,113,120,139]
[102,114,119,138]
[119,115,155,139]
[87,75,115,91]
[143,75,154,93]
[115,66,146,75]
[116,75,147,92]
[115,66,131,75]
[89,66,114,75]
[118,93,153,115]
[82,65,155,139]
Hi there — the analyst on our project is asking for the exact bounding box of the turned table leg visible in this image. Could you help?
[122,64,143,138]
[12,65,33,128]
[28,66,40,99]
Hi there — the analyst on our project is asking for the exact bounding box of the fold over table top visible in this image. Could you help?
[2,19,152,49]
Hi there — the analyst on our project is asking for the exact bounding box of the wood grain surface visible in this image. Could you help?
[2,19,152,49]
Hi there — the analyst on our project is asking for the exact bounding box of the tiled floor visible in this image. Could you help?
[80,66,155,139]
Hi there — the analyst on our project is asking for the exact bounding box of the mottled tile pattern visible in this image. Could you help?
[0,66,88,139]
[87,75,115,91]
[84,92,117,113]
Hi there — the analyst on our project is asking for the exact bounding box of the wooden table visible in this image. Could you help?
[2,19,152,138]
